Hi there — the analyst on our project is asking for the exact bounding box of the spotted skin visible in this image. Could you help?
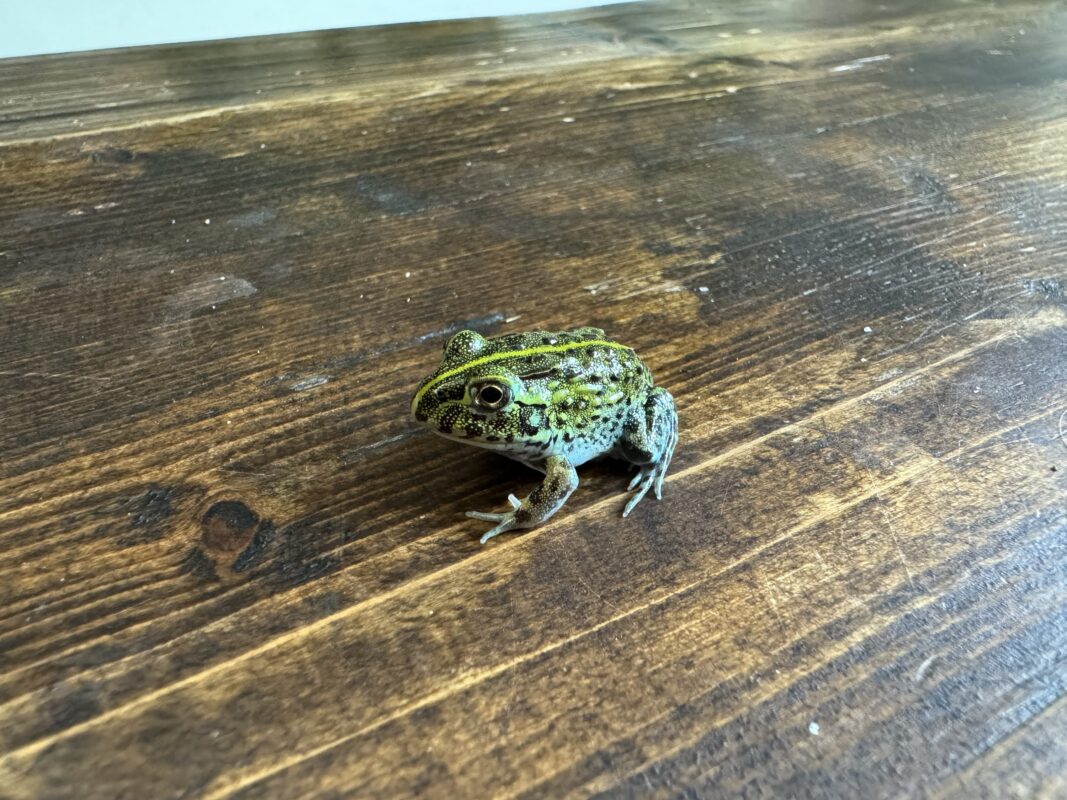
[411,327,678,543]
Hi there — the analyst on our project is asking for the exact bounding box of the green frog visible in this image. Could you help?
[411,326,678,543]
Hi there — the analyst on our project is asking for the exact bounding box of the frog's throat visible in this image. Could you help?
[413,339,633,409]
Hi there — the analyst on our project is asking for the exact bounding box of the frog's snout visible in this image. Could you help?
[411,387,430,422]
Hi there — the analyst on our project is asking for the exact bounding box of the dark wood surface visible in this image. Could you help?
[1,1,1066,797]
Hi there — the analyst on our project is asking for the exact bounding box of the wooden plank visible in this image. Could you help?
[937,694,1067,800]
[1,0,1065,797]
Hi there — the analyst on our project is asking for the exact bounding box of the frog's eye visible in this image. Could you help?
[445,330,488,356]
[470,380,511,411]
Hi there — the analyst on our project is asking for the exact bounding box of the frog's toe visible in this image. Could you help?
[623,470,656,517]
[627,471,645,491]
[479,520,514,544]
[466,510,517,543]
[466,510,506,522]
[654,467,666,500]
[466,494,523,543]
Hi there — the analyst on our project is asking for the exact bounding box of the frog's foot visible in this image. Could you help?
[619,387,678,518]
[465,455,579,545]
[623,465,660,517]
[466,494,523,544]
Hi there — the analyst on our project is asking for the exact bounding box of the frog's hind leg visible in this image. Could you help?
[619,387,678,517]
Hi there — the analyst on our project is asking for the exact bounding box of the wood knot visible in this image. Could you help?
[200,500,258,551]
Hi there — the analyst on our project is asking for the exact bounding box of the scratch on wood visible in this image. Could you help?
[914,656,939,682]
[0,371,112,384]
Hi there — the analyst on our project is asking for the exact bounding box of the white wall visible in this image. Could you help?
[0,0,624,58]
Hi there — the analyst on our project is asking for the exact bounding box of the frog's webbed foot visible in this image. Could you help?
[466,455,579,544]
[466,494,523,544]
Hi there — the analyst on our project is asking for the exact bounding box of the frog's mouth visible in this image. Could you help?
[430,427,550,459]
[430,428,514,452]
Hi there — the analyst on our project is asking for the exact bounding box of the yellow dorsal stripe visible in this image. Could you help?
[414,339,632,404]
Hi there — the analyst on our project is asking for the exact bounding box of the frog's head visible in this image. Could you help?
[410,329,553,452]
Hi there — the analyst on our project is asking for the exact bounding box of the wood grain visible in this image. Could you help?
[1,0,1065,797]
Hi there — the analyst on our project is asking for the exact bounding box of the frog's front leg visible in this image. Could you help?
[466,454,578,544]
[619,387,678,517]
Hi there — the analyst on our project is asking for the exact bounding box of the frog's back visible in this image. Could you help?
[478,327,637,377]
[490,327,653,466]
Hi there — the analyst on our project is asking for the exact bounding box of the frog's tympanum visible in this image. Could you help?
[411,327,678,543]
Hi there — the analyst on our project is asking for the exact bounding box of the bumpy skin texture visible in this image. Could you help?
[411,327,678,543]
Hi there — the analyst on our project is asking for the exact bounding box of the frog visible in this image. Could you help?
[410,326,678,543]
